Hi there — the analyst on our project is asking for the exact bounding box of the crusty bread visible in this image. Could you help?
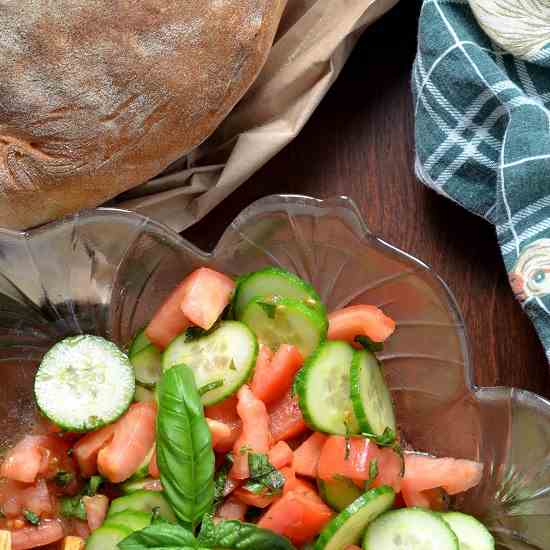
[0,0,286,229]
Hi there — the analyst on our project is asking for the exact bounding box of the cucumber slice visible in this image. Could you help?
[34,335,135,432]
[241,297,327,358]
[107,490,176,523]
[103,510,152,532]
[86,524,132,550]
[128,329,152,358]
[350,349,396,436]
[363,508,459,550]
[162,321,257,406]
[233,267,324,319]
[296,341,359,435]
[318,478,363,512]
[134,385,156,403]
[121,477,162,494]
[315,486,395,549]
[441,512,495,550]
[130,345,162,387]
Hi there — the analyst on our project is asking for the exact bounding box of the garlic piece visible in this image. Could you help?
[468,0,550,59]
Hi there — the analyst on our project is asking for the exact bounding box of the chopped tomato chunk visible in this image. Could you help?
[73,424,116,478]
[268,390,307,443]
[233,487,277,508]
[293,432,327,478]
[268,441,293,470]
[83,494,109,531]
[207,419,233,451]
[148,448,159,479]
[97,402,157,483]
[230,385,271,480]
[252,345,302,405]
[216,497,248,522]
[205,396,241,453]
[328,305,395,343]
[11,518,64,550]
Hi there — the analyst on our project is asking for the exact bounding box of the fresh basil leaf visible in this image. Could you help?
[118,522,199,549]
[198,379,224,396]
[213,455,233,509]
[184,326,207,341]
[54,470,74,487]
[354,335,384,353]
[198,514,295,549]
[84,475,104,496]
[156,364,215,531]
[362,427,405,477]
[245,453,285,495]
[257,302,277,319]
[23,510,40,525]
[241,481,265,495]
[365,459,379,490]
[60,496,86,520]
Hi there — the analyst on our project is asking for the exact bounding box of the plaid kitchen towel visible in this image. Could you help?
[413,0,550,359]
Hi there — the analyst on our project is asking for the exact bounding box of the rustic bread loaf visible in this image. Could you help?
[0,0,285,229]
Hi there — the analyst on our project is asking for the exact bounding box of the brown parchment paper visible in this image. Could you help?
[114,0,400,233]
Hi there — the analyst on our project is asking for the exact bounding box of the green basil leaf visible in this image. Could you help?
[365,459,379,490]
[84,475,104,496]
[60,496,87,520]
[23,510,40,525]
[118,522,199,549]
[246,453,285,495]
[198,514,295,549]
[156,364,215,531]
[362,428,405,477]
[214,455,233,509]
[184,326,207,341]
[54,470,74,487]
[354,335,384,353]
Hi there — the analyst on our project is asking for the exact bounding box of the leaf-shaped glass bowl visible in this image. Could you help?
[0,194,549,549]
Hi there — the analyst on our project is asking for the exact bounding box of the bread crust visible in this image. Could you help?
[0,0,286,229]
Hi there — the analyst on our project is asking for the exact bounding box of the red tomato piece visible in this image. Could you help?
[11,518,64,550]
[72,424,116,478]
[268,389,307,443]
[148,448,160,479]
[98,402,157,483]
[206,419,233,451]
[215,497,248,522]
[268,441,294,470]
[292,432,327,478]
[83,494,109,531]
[20,479,55,517]
[400,485,431,508]
[327,305,395,343]
[205,396,241,453]
[401,454,483,496]
[317,436,379,482]
[233,487,277,509]
[372,446,402,493]
[252,345,302,405]
[230,385,271,480]
[258,490,333,545]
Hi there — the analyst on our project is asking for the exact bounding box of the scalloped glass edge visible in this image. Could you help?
[0,194,548,549]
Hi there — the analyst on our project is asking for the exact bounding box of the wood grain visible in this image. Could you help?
[184,0,550,398]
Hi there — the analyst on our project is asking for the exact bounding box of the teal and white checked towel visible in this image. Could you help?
[413,0,550,358]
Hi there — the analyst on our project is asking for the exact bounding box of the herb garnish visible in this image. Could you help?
[23,510,40,525]
[362,427,405,476]
[354,335,384,353]
[243,453,285,496]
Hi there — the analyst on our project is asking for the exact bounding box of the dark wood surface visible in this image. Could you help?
[184,1,550,397]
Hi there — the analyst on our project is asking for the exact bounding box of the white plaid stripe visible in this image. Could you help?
[497,195,550,236]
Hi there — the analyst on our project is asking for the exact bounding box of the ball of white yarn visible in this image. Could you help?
[469,0,550,59]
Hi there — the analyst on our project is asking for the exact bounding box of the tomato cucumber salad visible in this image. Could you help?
[0,266,493,550]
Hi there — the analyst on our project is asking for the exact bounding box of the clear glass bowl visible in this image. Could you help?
[0,194,548,549]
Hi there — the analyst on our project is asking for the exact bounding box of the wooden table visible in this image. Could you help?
[184,0,550,398]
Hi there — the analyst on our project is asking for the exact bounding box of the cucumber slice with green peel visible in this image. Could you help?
[34,335,135,432]
[134,385,156,403]
[233,267,324,320]
[350,349,396,436]
[103,510,152,532]
[318,478,363,512]
[121,477,162,494]
[128,329,152,358]
[315,486,395,550]
[130,345,162,387]
[441,512,495,550]
[107,490,176,523]
[296,341,359,435]
[241,297,327,358]
[363,508,459,550]
[86,524,132,550]
[162,321,257,406]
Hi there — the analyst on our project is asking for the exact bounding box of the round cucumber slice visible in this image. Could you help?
[441,512,495,550]
[130,345,162,387]
[350,349,396,436]
[363,508,459,550]
[34,335,135,432]
[128,328,152,358]
[318,478,363,512]
[162,321,257,406]
[233,266,324,319]
[86,524,132,550]
[296,341,359,435]
[104,510,152,532]
[315,486,395,549]
[241,296,327,358]
[107,490,176,523]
